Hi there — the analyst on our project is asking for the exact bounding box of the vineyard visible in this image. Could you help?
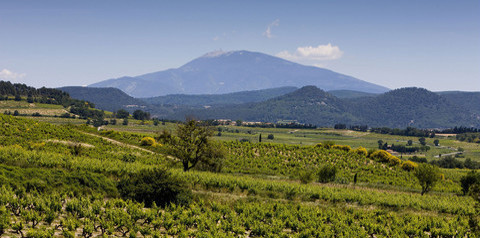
[0,114,478,236]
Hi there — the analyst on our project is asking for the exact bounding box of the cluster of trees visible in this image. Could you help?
[456,133,480,143]
[333,124,368,132]
[241,121,316,129]
[439,126,478,134]
[377,139,430,154]
[0,81,90,107]
[371,127,435,138]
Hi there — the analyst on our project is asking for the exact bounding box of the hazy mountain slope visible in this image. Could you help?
[141,86,298,106]
[90,50,389,97]
[59,86,148,112]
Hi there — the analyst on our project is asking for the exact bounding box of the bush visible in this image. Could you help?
[118,168,192,207]
[401,160,417,171]
[317,164,337,183]
[460,170,480,195]
[299,169,315,184]
[369,150,391,162]
[140,137,156,146]
[322,141,335,149]
[267,134,274,140]
[354,146,368,157]
[414,163,440,195]
[332,145,351,152]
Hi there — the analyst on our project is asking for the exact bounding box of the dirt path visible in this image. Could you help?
[79,131,155,154]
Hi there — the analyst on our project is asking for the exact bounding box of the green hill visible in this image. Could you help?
[60,86,148,112]
[328,89,378,99]
[141,86,297,106]
[176,86,480,128]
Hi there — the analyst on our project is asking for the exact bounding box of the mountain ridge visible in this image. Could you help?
[89,50,389,97]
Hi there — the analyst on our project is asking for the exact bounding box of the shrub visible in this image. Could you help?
[354,146,368,157]
[332,145,351,152]
[322,141,335,149]
[317,164,337,183]
[299,169,315,184]
[267,134,274,140]
[401,160,417,171]
[117,168,192,207]
[369,150,391,162]
[460,171,480,195]
[387,155,402,166]
[414,163,440,195]
[140,137,156,146]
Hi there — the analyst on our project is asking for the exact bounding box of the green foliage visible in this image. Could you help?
[317,164,337,183]
[0,205,9,236]
[298,169,315,184]
[116,109,130,119]
[401,160,417,172]
[117,168,192,207]
[140,137,156,146]
[159,120,226,172]
[354,146,368,156]
[414,164,441,195]
[133,110,150,120]
[267,134,274,140]
[461,171,480,195]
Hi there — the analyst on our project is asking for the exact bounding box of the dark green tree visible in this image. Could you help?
[133,110,150,120]
[116,109,130,119]
[159,120,226,172]
[414,163,440,195]
[433,139,440,146]
[419,137,426,146]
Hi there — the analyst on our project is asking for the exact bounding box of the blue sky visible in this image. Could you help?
[1,0,479,91]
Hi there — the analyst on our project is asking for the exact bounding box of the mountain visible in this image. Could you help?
[328,90,378,99]
[347,87,477,128]
[59,86,148,112]
[141,86,298,106]
[90,50,389,97]
[170,86,357,125]
[171,86,480,128]
[437,91,480,115]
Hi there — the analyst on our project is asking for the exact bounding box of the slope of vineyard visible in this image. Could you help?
[0,114,476,236]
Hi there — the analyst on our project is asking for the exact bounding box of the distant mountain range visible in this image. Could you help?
[60,85,480,128]
[167,87,480,128]
[89,50,389,97]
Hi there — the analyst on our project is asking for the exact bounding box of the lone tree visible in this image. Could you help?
[414,163,440,195]
[159,120,225,172]
[419,137,426,146]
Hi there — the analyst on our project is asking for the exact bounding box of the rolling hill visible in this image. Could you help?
[171,86,480,128]
[59,86,148,112]
[141,86,298,106]
[90,50,389,97]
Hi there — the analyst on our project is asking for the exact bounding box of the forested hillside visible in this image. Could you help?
[179,86,480,128]
[60,86,148,112]
[141,86,297,106]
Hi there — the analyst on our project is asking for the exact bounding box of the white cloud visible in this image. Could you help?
[0,69,26,81]
[263,19,279,38]
[276,44,344,61]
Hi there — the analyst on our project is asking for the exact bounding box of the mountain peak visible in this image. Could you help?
[201,50,233,58]
[90,50,389,97]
